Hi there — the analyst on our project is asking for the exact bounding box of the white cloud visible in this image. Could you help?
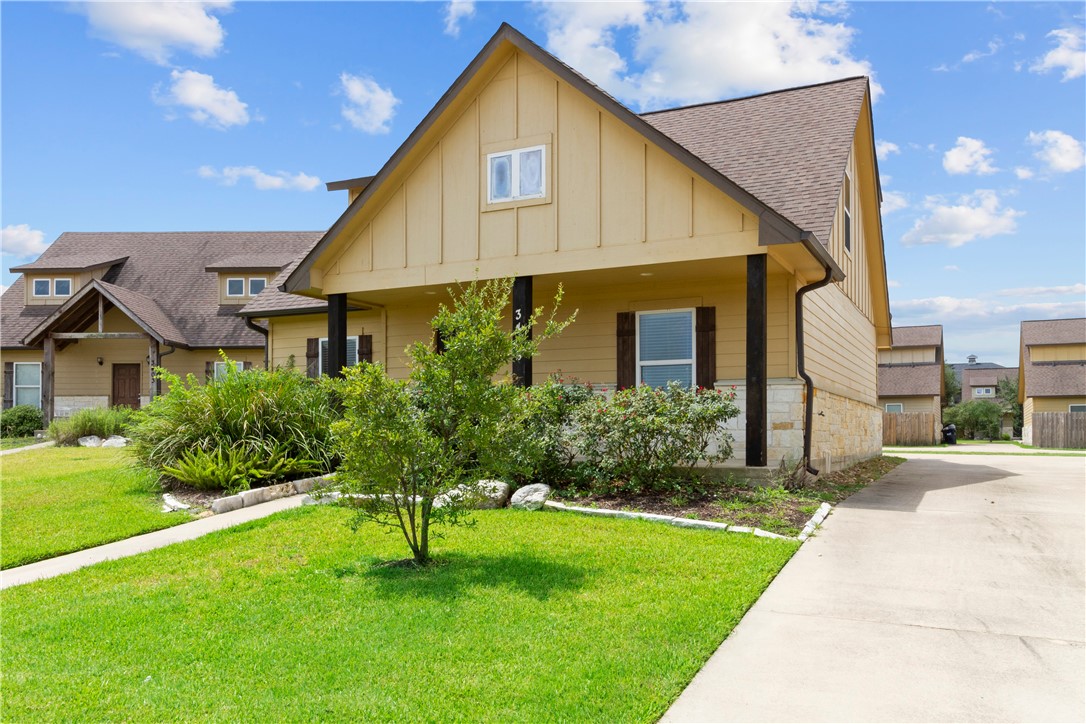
[881,190,907,214]
[893,295,1085,324]
[944,265,960,272]
[198,165,321,191]
[339,72,400,134]
[962,38,1002,63]
[1027,130,1086,173]
[875,140,900,161]
[1014,166,1034,180]
[156,70,250,129]
[443,0,475,37]
[902,190,1022,247]
[537,1,881,110]
[887,279,901,288]
[0,284,7,295]
[1030,25,1085,81]
[997,283,1086,297]
[943,136,998,175]
[1,224,48,258]
[77,1,231,66]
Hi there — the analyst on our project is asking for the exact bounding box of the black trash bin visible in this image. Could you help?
[942,423,957,445]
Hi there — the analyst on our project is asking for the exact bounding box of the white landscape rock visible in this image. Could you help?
[434,480,511,509]
[510,483,553,511]
[100,435,129,448]
[78,435,103,447]
[161,493,191,512]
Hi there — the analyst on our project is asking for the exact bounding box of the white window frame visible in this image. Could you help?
[248,277,266,296]
[13,362,42,409]
[885,403,904,413]
[486,145,546,204]
[318,336,360,376]
[53,278,72,297]
[32,279,51,297]
[213,361,245,381]
[974,387,994,397]
[1070,404,1086,413]
[225,277,246,297]
[843,173,852,254]
[635,309,696,388]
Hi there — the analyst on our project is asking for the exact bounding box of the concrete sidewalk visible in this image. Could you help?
[1,495,306,590]
[883,442,1085,455]
[664,452,1086,722]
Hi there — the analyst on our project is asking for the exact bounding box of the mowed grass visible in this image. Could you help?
[0,447,191,569]
[1,506,798,721]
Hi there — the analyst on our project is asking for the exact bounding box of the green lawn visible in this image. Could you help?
[0,447,192,569]
[1,506,798,721]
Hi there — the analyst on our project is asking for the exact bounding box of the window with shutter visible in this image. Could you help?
[319,336,359,376]
[637,310,695,388]
[13,363,42,409]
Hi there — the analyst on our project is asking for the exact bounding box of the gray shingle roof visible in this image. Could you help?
[2,231,322,350]
[891,325,943,348]
[878,364,941,397]
[1021,318,1086,398]
[238,258,328,317]
[641,77,870,245]
[1022,318,1086,347]
[9,253,129,272]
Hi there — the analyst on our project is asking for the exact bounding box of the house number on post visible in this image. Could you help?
[512,276,532,387]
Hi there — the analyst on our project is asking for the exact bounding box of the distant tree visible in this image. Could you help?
[943,400,1001,440]
[996,375,1023,435]
[943,363,961,407]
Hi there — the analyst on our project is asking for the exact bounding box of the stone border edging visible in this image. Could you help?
[543,500,833,542]
[209,474,334,514]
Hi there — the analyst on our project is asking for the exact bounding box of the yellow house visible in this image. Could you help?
[1,232,321,422]
[1018,318,1086,446]
[250,24,892,472]
[877,325,945,416]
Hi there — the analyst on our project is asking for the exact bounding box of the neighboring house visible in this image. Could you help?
[251,24,893,472]
[961,365,1018,437]
[1018,318,1086,445]
[949,354,1007,404]
[876,325,944,421]
[1,232,322,422]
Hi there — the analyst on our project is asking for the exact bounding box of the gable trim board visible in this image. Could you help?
[285,23,844,299]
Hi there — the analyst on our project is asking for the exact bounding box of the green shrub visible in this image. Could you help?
[568,382,740,494]
[1,405,43,438]
[943,399,1002,440]
[48,406,134,445]
[517,375,595,486]
[129,359,336,490]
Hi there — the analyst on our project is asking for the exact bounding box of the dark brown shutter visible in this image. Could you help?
[3,362,13,409]
[695,306,716,389]
[242,361,253,371]
[616,311,636,390]
[359,335,373,364]
[305,338,319,378]
[434,329,446,354]
[205,361,214,383]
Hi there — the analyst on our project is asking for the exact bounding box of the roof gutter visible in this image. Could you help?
[795,264,836,476]
[244,317,270,370]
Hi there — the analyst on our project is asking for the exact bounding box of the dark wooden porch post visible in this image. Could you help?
[746,255,768,467]
[43,335,55,425]
[512,276,533,387]
[327,293,348,378]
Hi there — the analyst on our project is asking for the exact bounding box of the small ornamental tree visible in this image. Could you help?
[324,278,574,565]
[943,399,1002,440]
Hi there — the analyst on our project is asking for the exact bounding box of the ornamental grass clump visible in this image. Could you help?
[323,278,574,565]
[129,360,336,492]
[569,382,740,494]
[48,405,135,445]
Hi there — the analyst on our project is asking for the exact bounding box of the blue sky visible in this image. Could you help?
[2,1,1083,366]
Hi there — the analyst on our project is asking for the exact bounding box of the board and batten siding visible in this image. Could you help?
[315,48,759,296]
[1029,344,1086,362]
[878,347,937,365]
[1030,396,1086,413]
[879,395,940,414]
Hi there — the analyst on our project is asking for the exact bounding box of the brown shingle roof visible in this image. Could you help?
[878,364,941,397]
[9,253,128,273]
[2,231,322,350]
[961,367,1018,402]
[1022,318,1086,347]
[1020,318,1086,398]
[890,325,943,348]
[204,254,299,272]
[239,259,328,317]
[641,77,869,245]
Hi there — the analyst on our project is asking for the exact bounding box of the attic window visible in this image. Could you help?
[843,173,852,253]
[226,278,245,297]
[32,279,50,297]
[487,146,545,204]
[54,279,71,297]
[249,278,266,296]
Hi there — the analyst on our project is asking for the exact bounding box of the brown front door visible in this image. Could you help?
[112,364,141,409]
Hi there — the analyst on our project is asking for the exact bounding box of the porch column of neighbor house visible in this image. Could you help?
[148,338,160,399]
[512,276,533,387]
[327,293,348,378]
[746,255,768,467]
[43,335,55,425]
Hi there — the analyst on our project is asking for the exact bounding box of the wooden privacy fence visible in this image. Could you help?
[1033,412,1086,449]
[883,412,938,446]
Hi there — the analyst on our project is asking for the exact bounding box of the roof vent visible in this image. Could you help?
[967,354,977,364]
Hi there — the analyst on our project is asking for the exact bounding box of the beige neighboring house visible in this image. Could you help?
[961,365,1019,437]
[1018,318,1086,445]
[877,325,944,421]
[245,24,893,473]
[1,231,321,422]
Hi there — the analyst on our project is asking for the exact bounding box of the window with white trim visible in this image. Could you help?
[843,173,852,253]
[636,310,695,388]
[53,278,72,297]
[487,145,545,203]
[973,387,994,397]
[319,336,359,376]
[1070,404,1086,413]
[885,403,904,413]
[13,362,42,409]
[213,361,244,381]
[32,279,50,297]
[248,277,266,296]
[226,278,245,297]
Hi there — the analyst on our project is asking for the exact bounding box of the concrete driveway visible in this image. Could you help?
[664,452,1085,722]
